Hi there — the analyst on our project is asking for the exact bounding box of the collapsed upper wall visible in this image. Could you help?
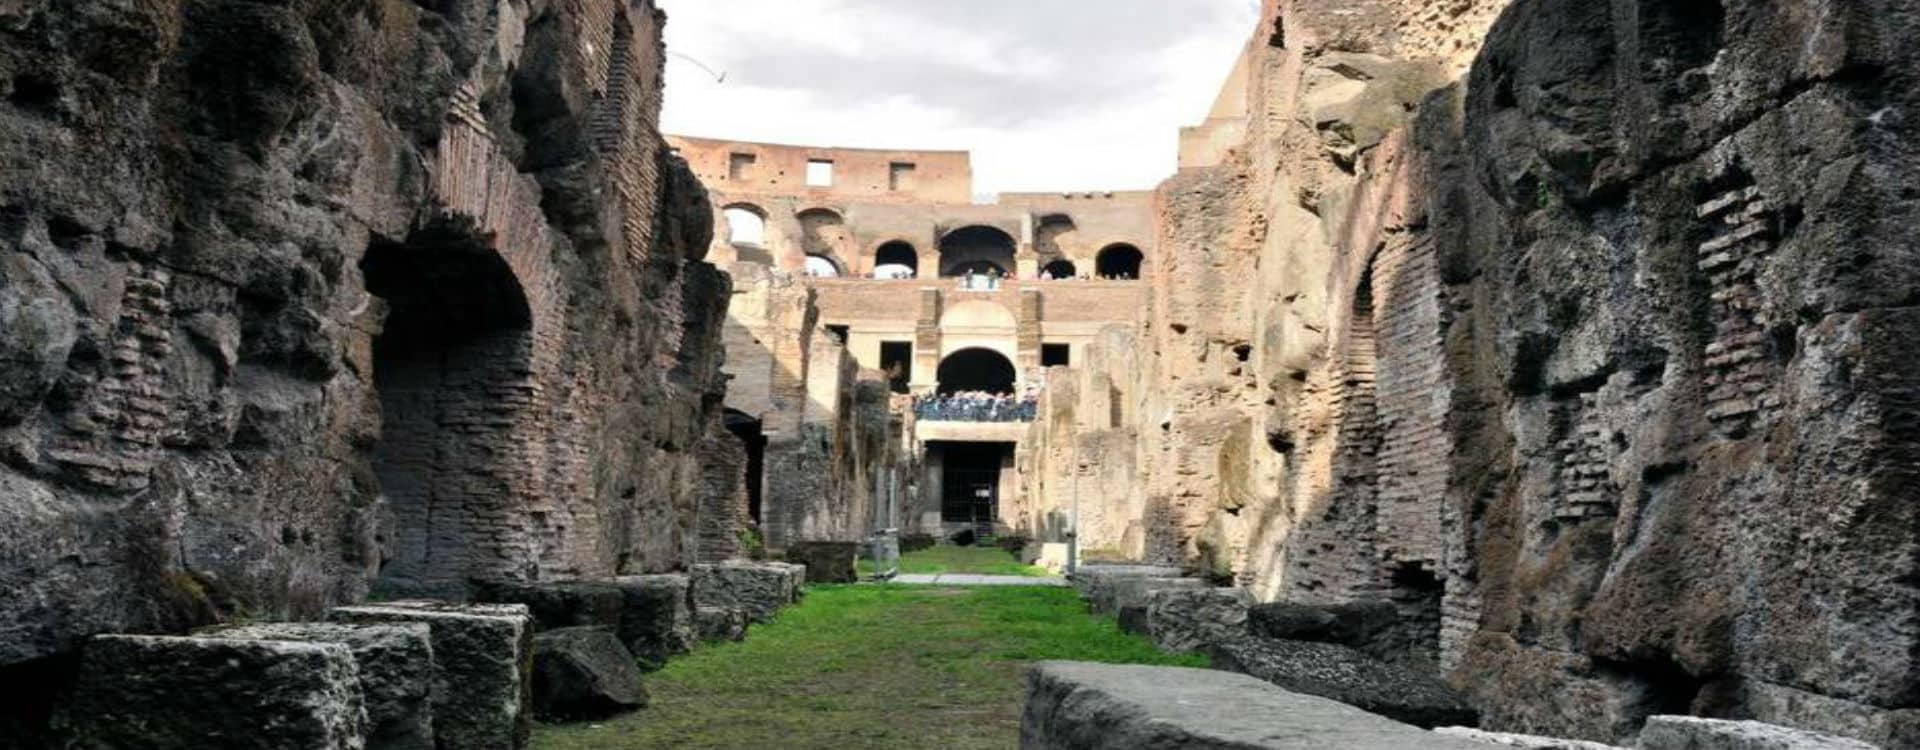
[0,0,728,669]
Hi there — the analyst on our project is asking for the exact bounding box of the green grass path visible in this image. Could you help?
[864,543,1053,577]
[531,585,1203,750]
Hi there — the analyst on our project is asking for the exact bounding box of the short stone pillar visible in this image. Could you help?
[65,634,368,749]
[333,601,533,750]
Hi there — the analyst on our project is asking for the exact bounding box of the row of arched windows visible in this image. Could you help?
[720,203,1144,280]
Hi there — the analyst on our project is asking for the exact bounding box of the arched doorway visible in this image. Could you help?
[798,207,849,262]
[803,255,841,278]
[937,348,1017,395]
[1096,243,1144,279]
[939,226,1016,278]
[873,240,918,279]
[723,204,766,246]
[361,219,534,598]
[1042,260,1077,279]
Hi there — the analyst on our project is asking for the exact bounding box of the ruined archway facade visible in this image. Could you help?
[361,220,538,597]
[939,226,1017,277]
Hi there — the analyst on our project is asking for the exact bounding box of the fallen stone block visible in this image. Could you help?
[1069,564,1184,598]
[770,561,808,601]
[471,579,624,632]
[1637,716,1881,750]
[1095,576,1205,616]
[784,541,860,583]
[332,601,532,750]
[1247,600,1401,660]
[1145,587,1252,653]
[66,634,367,750]
[1209,636,1479,729]
[531,627,648,721]
[695,606,749,643]
[1020,661,1496,749]
[692,562,800,623]
[208,622,435,750]
[614,574,695,671]
[1435,727,1628,749]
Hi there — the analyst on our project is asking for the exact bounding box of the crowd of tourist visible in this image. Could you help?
[914,391,1039,422]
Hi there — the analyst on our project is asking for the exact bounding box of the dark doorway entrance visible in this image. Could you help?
[361,220,534,598]
[937,442,1011,537]
[724,409,766,525]
[880,341,913,394]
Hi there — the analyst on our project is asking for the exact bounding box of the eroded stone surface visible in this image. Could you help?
[785,542,860,584]
[530,627,647,721]
[1210,636,1479,729]
[1637,716,1882,750]
[1020,661,1495,750]
[692,562,801,623]
[207,622,434,750]
[614,574,695,671]
[1144,587,1252,653]
[331,602,531,750]
[65,634,367,750]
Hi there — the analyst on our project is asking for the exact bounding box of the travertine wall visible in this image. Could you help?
[1036,0,1919,745]
[722,263,911,550]
[0,0,733,681]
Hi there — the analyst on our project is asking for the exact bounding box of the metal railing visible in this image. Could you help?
[913,395,1038,423]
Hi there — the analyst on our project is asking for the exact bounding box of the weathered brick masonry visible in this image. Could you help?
[0,2,741,723]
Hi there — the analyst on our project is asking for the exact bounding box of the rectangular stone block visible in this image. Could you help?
[207,622,435,750]
[332,601,532,750]
[695,606,749,643]
[1144,587,1251,653]
[66,634,367,750]
[785,541,859,583]
[1020,661,1495,749]
[1637,716,1881,750]
[614,574,695,670]
[692,562,801,623]
[470,580,625,632]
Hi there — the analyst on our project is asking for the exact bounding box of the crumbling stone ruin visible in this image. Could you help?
[2,0,1916,747]
[1019,0,1920,746]
[0,0,842,744]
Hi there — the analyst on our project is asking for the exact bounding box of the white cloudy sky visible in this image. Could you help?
[657,0,1258,196]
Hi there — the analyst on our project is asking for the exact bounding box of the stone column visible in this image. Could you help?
[912,287,942,392]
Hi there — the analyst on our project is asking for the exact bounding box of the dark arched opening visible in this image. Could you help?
[937,348,1017,396]
[1042,260,1077,279]
[873,240,918,279]
[723,409,766,526]
[361,218,534,598]
[938,226,1016,278]
[1096,244,1144,279]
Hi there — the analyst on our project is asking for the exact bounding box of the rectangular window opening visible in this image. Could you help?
[889,162,917,191]
[880,341,913,394]
[824,324,850,346]
[728,152,757,181]
[1042,343,1072,368]
[806,159,835,187]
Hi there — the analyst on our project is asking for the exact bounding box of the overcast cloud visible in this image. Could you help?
[658,0,1258,196]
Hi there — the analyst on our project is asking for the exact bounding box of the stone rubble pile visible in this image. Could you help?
[58,562,808,749]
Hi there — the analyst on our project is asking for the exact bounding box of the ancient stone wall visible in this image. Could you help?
[1039,0,1918,745]
[0,0,731,686]
[722,263,912,551]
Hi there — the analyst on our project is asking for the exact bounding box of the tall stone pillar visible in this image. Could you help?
[912,287,942,393]
[1016,288,1043,386]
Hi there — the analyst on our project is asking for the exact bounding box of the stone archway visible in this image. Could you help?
[939,226,1017,278]
[361,219,535,598]
[937,348,1017,395]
